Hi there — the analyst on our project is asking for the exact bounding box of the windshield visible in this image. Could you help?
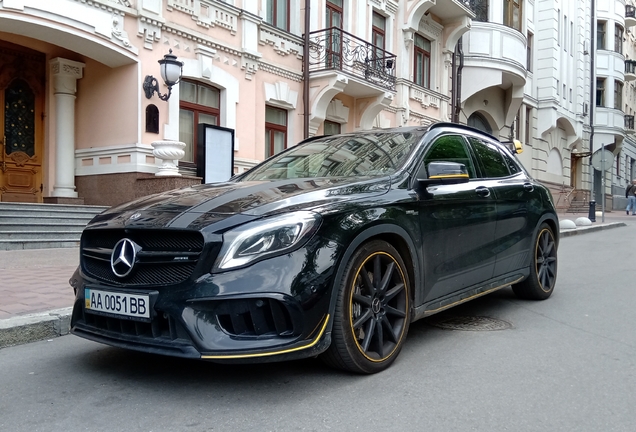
[241,132,422,181]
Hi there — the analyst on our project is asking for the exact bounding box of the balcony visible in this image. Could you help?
[627,5,636,29]
[461,22,527,100]
[308,27,397,93]
[626,60,636,81]
[626,114,635,132]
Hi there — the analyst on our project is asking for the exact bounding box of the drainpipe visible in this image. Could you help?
[589,0,597,221]
[303,0,310,139]
[454,36,464,123]
[451,42,457,122]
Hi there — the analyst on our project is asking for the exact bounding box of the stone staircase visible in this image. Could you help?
[565,198,590,214]
[0,202,109,250]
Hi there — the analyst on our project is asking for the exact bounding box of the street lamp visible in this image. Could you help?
[143,49,183,101]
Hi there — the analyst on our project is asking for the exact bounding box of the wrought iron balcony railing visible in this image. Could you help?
[308,27,397,92]
[627,5,636,19]
[625,114,634,130]
[468,0,489,22]
[626,60,636,75]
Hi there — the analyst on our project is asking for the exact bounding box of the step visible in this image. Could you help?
[0,239,81,250]
[0,222,88,231]
[0,215,96,224]
[0,230,84,240]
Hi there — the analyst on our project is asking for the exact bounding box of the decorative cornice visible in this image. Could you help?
[258,62,303,82]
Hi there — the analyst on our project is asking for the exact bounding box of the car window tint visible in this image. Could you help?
[241,132,422,180]
[468,137,511,178]
[423,135,476,178]
[499,148,521,175]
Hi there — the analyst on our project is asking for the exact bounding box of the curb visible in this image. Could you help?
[559,221,627,238]
[0,307,72,349]
[0,221,629,350]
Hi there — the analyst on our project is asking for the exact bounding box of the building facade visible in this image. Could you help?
[0,0,623,210]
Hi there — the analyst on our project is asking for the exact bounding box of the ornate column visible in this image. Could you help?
[50,58,84,198]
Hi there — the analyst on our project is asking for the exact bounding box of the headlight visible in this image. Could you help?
[213,211,321,271]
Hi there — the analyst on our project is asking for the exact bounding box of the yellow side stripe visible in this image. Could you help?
[424,277,523,315]
[200,314,330,360]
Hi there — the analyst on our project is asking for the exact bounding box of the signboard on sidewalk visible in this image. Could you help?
[197,124,235,183]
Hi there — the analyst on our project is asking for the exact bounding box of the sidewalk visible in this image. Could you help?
[0,210,630,348]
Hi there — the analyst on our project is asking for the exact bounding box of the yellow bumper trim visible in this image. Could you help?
[200,314,330,360]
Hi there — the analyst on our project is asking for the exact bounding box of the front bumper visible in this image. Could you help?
[70,241,338,363]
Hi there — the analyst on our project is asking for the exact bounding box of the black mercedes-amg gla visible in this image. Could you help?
[70,122,559,374]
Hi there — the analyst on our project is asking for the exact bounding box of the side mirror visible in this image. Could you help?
[415,161,469,187]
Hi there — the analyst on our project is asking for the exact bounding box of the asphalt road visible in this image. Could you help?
[1,224,635,432]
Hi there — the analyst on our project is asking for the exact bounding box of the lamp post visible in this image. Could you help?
[143,49,183,101]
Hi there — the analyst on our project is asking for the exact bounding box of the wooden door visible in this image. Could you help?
[0,43,45,203]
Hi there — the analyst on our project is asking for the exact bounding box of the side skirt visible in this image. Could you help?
[412,272,526,322]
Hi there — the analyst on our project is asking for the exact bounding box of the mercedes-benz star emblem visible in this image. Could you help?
[111,238,138,278]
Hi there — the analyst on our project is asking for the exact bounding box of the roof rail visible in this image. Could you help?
[429,122,500,142]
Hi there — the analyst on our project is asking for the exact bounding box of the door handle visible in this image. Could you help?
[475,186,491,197]
[523,183,534,192]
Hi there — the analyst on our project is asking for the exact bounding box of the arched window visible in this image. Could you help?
[179,80,220,167]
[145,104,159,134]
[467,112,492,134]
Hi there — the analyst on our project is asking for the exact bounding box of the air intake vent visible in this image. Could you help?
[215,298,296,337]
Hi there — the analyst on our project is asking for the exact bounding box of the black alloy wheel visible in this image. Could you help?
[322,240,410,374]
[512,223,558,300]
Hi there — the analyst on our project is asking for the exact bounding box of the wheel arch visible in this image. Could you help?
[326,224,421,332]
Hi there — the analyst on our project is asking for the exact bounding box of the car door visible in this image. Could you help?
[466,136,537,279]
[416,134,498,302]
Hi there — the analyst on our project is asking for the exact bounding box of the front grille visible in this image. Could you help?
[83,309,191,341]
[81,229,205,286]
[214,298,297,337]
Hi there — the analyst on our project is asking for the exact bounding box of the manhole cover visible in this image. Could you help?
[428,316,512,331]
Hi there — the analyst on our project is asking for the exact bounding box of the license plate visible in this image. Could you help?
[85,288,150,320]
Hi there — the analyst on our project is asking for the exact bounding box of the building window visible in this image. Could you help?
[503,0,522,32]
[372,12,386,69]
[414,34,431,88]
[525,106,532,146]
[615,24,624,54]
[324,120,341,135]
[596,78,605,107]
[514,109,520,140]
[527,31,533,72]
[265,106,287,158]
[597,21,606,50]
[563,15,568,51]
[179,80,220,164]
[615,80,623,110]
[266,0,289,31]
[467,112,492,134]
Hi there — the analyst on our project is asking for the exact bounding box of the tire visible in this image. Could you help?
[321,240,411,374]
[512,223,558,300]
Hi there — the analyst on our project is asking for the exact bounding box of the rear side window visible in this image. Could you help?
[499,148,521,175]
[468,137,511,178]
[423,135,477,178]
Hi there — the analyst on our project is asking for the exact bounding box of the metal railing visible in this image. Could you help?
[625,114,634,130]
[468,0,489,22]
[308,27,397,91]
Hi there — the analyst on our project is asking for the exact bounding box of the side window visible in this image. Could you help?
[468,137,511,178]
[500,148,521,175]
[423,135,477,178]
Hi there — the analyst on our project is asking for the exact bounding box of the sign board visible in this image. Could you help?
[591,149,614,171]
[197,124,235,183]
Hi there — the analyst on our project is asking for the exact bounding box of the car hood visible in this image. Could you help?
[88,177,391,231]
